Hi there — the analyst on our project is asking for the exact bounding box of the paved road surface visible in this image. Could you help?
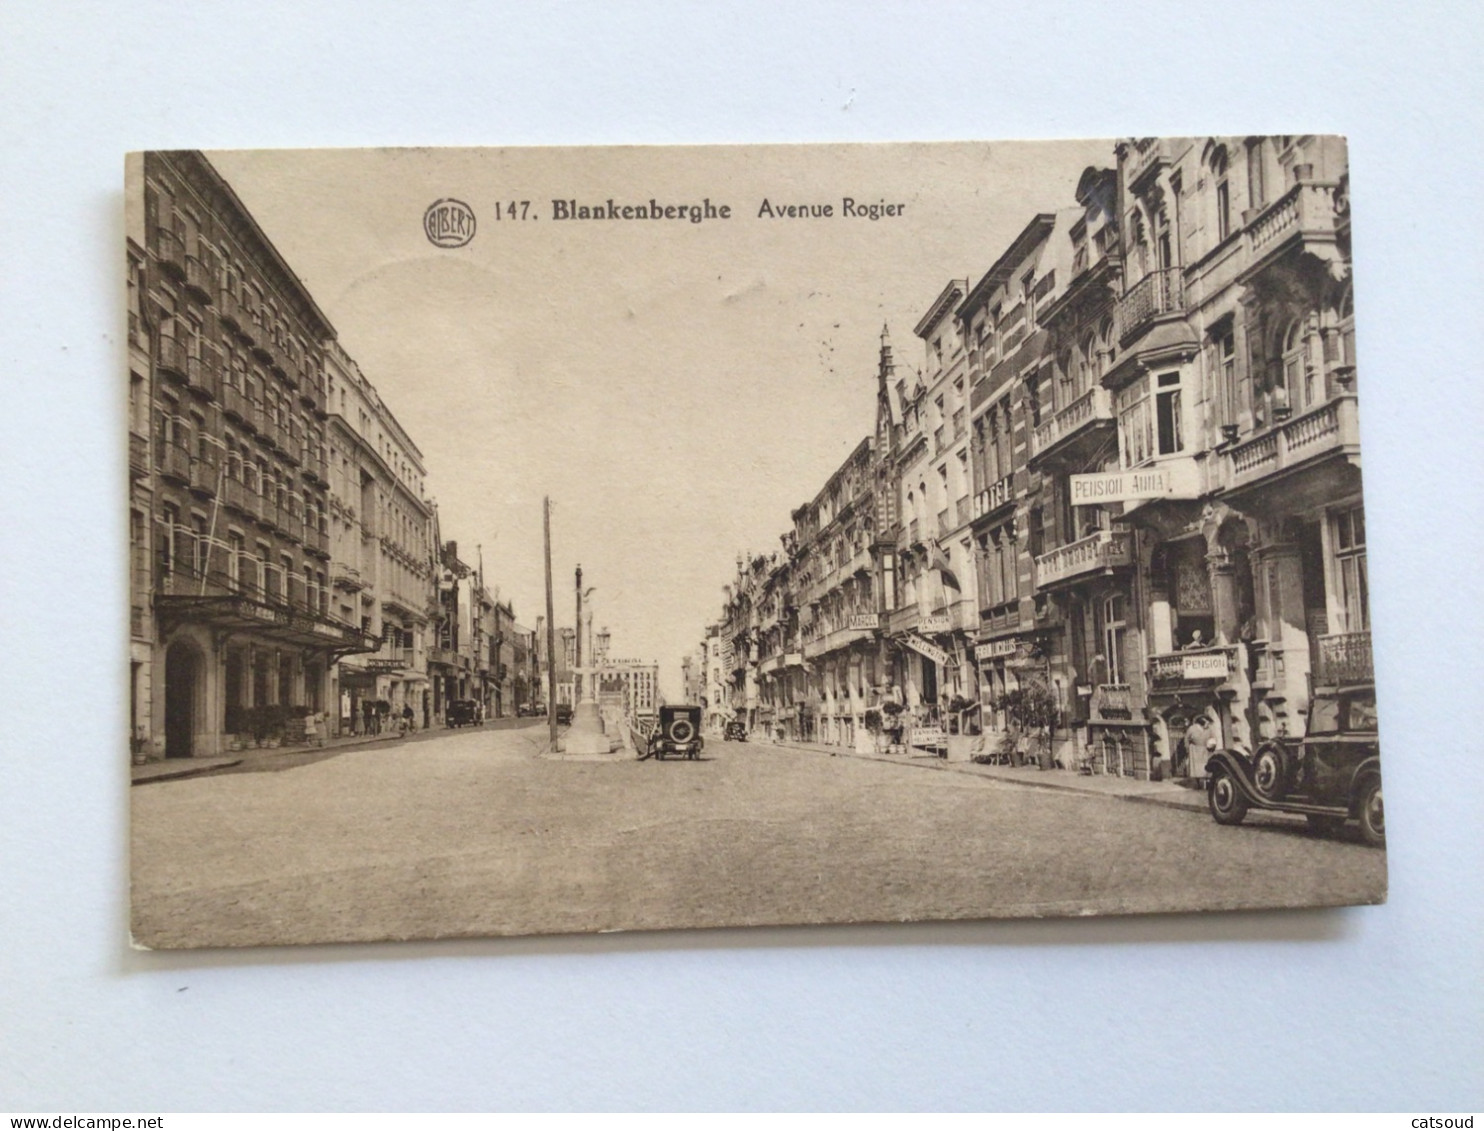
[131,722,1386,948]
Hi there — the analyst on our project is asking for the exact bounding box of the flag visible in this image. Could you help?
[929,542,961,591]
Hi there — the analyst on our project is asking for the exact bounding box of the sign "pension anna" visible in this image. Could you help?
[1070,463,1198,505]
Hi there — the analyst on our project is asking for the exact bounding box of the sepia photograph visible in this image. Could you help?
[126,138,1384,949]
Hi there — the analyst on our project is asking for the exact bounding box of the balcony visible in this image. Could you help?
[1126,138,1170,193]
[280,507,304,543]
[154,226,185,276]
[1316,631,1372,685]
[154,566,378,654]
[218,287,245,332]
[1149,645,1235,690]
[1091,682,1144,723]
[978,601,1021,635]
[184,351,221,400]
[222,477,262,521]
[129,431,148,481]
[220,383,251,426]
[1033,529,1131,589]
[188,455,219,498]
[1029,386,1114,462]
[156,336,189,382]
[1117,267,1185,346]
[888,604,920,636]
[1225,394,1360,495]
[1243,179,1342,277]
[972,474,1014,522]
[305,523,330,558]
[184,250,215,302]
[159,442,192,483]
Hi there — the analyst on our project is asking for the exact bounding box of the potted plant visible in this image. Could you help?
[993,679,1059,769]
[880,700,905,752]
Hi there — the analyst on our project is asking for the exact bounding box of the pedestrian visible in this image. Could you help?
[361,698,374,737]
[402,703,414,735]
[1184,713,1213,784]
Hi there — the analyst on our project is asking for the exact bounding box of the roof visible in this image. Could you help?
[959,213,1058,321]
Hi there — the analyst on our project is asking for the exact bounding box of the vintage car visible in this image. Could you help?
[723,718,748,742]
[554,703,573,725]
[445,699,479,728]
[647,704,705,761]
[1205,683,1383,846]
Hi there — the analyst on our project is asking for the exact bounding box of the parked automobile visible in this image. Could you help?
[646,704,705,761]
[445,699,479,728]
[1205,682,1383,846]
[723,719,748,742]
[555,703,573,725]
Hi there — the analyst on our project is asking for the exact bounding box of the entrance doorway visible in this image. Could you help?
[164,640,200,759]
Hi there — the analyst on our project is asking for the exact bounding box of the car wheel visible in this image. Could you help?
[1305,813,1346,837]
[1252,742,1291,802]
[1357,778,1385,847]
[1208,767,1249,826]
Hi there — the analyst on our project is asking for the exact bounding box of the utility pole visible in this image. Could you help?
[544,497,557,751]
[575,563,584,704]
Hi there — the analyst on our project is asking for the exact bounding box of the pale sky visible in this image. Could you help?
[208,140,1114,695]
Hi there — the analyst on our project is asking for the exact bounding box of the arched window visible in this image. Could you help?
[1056,349,1074,408]
[1281,317,1314,412]
[1078,332,1097,398]
[1210,146,1231,242]
[1130,209,1149,276]
[1337,288,1356,375]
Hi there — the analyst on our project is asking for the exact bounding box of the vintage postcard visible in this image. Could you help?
[126,139,1383,948]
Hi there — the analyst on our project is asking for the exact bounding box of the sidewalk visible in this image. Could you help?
[131,717,542,785]
[758,735,1209,814]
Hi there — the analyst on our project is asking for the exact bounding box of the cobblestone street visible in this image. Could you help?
[131,721,1385,948]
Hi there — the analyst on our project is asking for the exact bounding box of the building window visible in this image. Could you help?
[1211,146,1231,243]
[228,531,244,589]
[1156,371,1184,454]
[1333,506,1368,633]
[159,502,179,576]
[192,514,209,576]
[1214,327,1237,428]
[1246,138,1267,211]
[1280,318,1316,412]
[1101,594,1127,684]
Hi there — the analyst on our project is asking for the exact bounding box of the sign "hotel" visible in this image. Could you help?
[1070,463,1198,505]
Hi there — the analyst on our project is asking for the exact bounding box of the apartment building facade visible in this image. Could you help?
[127,150,378,760]
[325,341,437,733]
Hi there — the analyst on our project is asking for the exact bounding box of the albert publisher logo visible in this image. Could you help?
[424,198,476,248]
